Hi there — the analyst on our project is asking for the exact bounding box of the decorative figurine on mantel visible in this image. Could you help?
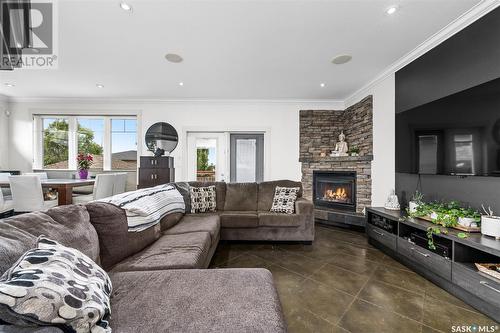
[330,131,349,157]
[384,189,401,211]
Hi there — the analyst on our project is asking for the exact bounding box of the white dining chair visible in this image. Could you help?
[113,173,128,196]
[72,173,115,204]
[8,175,58,213]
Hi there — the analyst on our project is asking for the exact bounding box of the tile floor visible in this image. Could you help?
[209,225,499,333]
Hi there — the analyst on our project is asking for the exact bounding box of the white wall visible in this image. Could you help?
[0,95,9,170]
[7,99,344,182]
[346,74,396,207]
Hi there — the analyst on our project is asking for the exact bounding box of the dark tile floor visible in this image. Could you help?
[209,225,499,333]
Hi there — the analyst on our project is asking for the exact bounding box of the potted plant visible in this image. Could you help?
[481,205,500,240]
[77,153,93,179]
[348,146,360,157]
[408,190,424,213]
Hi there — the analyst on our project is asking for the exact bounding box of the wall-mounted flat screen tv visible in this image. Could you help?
[396,77,500,177]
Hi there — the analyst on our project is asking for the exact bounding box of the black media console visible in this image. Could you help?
[366,207,500,322]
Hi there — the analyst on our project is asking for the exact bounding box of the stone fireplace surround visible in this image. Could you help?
[300,96,373,226]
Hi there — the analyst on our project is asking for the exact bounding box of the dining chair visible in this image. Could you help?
[72,173,115,204]
[113,173,128,195]
[8,175,58,213]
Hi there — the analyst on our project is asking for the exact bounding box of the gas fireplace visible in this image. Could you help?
[313,171,356,211]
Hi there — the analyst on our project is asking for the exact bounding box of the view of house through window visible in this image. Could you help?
[36,116,137,171]
[112,119,138,170]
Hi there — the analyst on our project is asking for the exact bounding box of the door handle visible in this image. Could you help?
[410,247,430,258]
[373,229,384,237]
[480,281,500,294]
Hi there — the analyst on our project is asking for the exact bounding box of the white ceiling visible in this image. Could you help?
[0,0,483,100]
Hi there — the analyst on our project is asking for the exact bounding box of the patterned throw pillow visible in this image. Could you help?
[270,186,300,214]
[190,186,217,213]
[0,237,112,333]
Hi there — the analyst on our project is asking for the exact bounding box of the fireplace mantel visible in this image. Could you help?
[299,155,373,163]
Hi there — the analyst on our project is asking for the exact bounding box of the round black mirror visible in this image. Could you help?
[145,122,178,157]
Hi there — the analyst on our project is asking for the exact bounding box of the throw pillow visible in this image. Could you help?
[0,236,112,333]
[190,186,217,213]
[270,186,300,214]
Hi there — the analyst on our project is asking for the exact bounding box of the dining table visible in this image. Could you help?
[0,178,95,206]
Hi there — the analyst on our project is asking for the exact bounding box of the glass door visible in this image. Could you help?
[230,134,264,182]
[186,132,228,182]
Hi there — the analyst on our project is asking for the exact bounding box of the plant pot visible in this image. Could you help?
[409,201,419,213]
[458,217,478,228]
[481,215,500,240]
[78,169,89,180]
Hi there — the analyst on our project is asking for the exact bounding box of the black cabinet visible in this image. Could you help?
[138,156,174,189]
[366,208,500,322]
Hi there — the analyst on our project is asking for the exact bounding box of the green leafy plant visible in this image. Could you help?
[410,191,424,204]
[426,226,441,250]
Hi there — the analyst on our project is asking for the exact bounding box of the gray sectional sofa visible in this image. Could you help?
[0,180,314,332]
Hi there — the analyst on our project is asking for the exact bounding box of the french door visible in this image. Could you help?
[186,132,264,182]
[186,132,228,182]
[230,134,264,182]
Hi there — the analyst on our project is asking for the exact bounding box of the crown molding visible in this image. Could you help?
[7,96,345,108]
[344,0,500,107]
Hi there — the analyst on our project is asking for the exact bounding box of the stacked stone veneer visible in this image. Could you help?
[300,96,373,214]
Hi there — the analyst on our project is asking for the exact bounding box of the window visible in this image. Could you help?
[111,119,138,170]
[34,115,137,171]
[42,118,69,169]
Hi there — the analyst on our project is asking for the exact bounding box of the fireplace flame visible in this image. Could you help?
[324,187,348,200]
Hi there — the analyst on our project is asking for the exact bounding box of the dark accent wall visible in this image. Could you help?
[395,7,500,213]
[396,7,500,113]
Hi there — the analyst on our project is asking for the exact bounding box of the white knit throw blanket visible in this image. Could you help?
[98,184,185,232]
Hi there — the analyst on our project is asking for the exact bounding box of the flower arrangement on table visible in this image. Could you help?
[77,153,93,179]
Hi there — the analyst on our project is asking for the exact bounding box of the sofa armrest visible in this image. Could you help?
[295,197,313,215]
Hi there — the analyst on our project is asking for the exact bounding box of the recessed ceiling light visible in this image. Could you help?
[119,2,132,11]
[331,54,352,65]
[179,82,184,86]
[165,53,183,63]
[96,84,104,88]
[386,6,398,15]
[320,83,326,88]
[4,83,15,87]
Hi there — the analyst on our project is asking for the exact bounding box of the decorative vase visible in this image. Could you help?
[458,217,478,228]
[78,169,89,180]
[408,201,419,213]
[481,215,500,240]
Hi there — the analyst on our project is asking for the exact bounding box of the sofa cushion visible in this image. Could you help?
[109,269,286,333]
[258,212,303,227]
[86,202,161,271]
[163,214,220,246]
[0,206,100,274]
[224,183,258,211]
[270,186,300,214]
[190,186,217,213]
[188,182,226,211]
[174,181,191,212]
[258,180,303,211]
[0,237,112,333]
[111,232,211,272]
[220,211,259,228]
[159,212,184,232]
